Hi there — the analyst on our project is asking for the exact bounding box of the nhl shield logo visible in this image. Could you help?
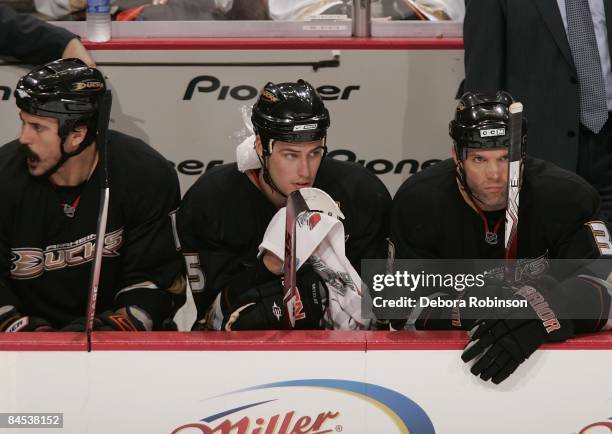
[63,203,76,218]
[484,231,498,245]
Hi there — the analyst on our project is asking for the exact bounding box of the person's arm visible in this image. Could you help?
[109,153,183,331]
[549,183,612,332]
[176,186,274,327]
[463,0,506,93]
[0,5,93,66]
[0,196,54,332]
[461,183,612,385]
[62,37,95,67]
[344,171,392,273]
[176,183,327,331]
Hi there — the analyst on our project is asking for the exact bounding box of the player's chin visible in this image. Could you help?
[26,164,44,177]
[488,198,508,211]
[27,162,53,178]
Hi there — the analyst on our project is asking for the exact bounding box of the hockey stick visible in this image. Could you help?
[504,102,523,279]
[85,90,112,352]
[282,190,310,328]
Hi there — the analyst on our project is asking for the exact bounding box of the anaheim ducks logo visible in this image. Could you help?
[260,89,278,103]
[10,228,124,280]
[72,80,104,91]
[10,249,44,279]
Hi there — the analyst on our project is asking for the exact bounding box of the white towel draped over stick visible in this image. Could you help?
[259,206,370,330]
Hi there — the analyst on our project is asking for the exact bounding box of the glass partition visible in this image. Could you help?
[0,0,464,37]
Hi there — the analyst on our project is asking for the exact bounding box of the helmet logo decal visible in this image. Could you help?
[479,128,506,137]
[293,124,318,131]
[72,81,104,91]
[15,89,30,99]
[261,89,278,103]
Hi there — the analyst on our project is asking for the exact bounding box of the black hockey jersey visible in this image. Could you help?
[390,157,612,332]
[0,131,183,328]
[177,158,392,318]
[391,158,609,261]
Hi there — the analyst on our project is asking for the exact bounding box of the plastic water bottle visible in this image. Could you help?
[87,0,111,42]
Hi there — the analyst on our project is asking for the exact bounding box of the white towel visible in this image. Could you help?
[259,206,370,330]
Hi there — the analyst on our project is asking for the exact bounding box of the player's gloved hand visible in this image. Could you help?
[61,306,153,331]
[221,265,328,330]
[0,306,55,332]
[95,308,151,331]
[0,306,55,333]
[461,277,574,384]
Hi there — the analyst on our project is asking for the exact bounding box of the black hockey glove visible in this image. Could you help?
[461,278,574,384]
[95,309,151,331]
[62,306,152,331]
[221,265,327,331]
[0,306,54,332]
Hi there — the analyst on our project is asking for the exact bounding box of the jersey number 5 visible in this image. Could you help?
[184,253,205,292]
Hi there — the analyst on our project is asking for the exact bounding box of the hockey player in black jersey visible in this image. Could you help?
[390,91,612,384]
[177,80,391,330]
[0,59,183,332]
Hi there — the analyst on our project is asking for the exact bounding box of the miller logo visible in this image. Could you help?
[171,379,435,434]
[578,417,612,434]
[72,81,104,91]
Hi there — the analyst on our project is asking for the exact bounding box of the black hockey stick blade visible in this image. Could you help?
[85,90,112,351]
[283,189,310,328]
[504,102,523,276]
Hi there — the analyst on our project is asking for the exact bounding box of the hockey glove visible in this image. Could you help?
[221,265,327,330]
[0,306,54,332]
[61,306,152,331]
[461,278,574,384]
[95,307,152,331]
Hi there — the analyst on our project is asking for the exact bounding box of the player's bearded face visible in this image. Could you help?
[18,111,63,178]
[267,140,325,195]
[463,148,509,211]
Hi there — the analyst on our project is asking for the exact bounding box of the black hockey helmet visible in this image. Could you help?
[14,58,106,140]
[14,58,109,177]
[251,79,330,155]
[449,91,527,160]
